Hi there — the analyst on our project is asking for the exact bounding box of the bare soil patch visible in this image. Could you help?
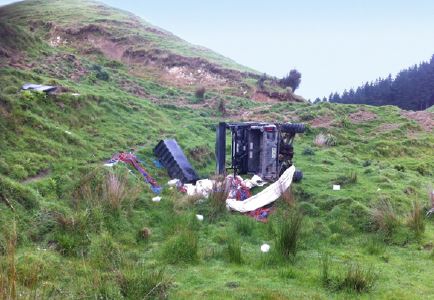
[400,110,434,131]
[348,109,377,123]
[376,123,401,133]
[21,169,51,184]
[310,115,335,128]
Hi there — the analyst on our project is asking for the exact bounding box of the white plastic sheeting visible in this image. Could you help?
[226,166,296,213]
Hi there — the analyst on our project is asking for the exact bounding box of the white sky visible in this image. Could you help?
[2,0,434,100]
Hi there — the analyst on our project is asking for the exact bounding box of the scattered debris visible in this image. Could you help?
[21,83,57,93]
[260,244,270,253]
[64,130,72,135]
[152,196,161,202]
[154,139,199,184]
[333,185,341,191]
[106,152,161,194]
[426,190,434,217]
[196,214,204,221]
[226,166,296,213]
[167,178,181,187]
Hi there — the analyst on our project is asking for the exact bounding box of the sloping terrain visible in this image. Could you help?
[0,1,433,299]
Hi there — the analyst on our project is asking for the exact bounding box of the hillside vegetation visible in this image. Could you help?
[0,0,433,299]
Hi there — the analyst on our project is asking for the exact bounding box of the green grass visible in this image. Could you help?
[0,0,433,299]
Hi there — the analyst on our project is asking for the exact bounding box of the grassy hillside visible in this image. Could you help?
[0,0,433,299]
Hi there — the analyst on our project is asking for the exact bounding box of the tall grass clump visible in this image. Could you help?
[119,266,171,299]
[161,230,198,264]
[275,210,303,260]
[0,222,17,300]
[320,254,377,293]
[314,133,337,147]
[73,168,141,211]
[406,201,425,238]
[226,238,242,264]
[206,175,230,221]
[233,216,255,236]
[370,198,400,238]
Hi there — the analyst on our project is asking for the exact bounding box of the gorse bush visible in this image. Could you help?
[275,210,303,260]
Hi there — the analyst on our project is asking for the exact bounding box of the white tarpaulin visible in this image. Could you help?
[226,165,296,213]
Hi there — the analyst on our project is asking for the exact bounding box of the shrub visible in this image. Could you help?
[279,69,301,91]
[90,64,110,81]
[406,201,425,238]
[275,210,303,260]
[194,86,206,100]
[161,230,198,264]
[226,238,242,264]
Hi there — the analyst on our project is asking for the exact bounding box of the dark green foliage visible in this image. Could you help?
[279,69,301,91]
[328,58,434,110]
[332,170,357,186]
[90,64,110,81]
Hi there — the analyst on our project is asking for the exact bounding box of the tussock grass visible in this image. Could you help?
[370,198,400,238]
[321,254,377,293]
[119,266,171,299]
[161,230,198,264]
[406,201,425,238]
[274,209,303,260]
[0,222,17,300]
[206,175,230,221]
[233,216,255,237]
[73,168,141,211]
[226,238,242,264]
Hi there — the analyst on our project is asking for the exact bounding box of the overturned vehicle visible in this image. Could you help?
[215,122,305,182]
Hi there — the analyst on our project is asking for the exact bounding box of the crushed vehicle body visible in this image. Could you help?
[215,122,305,182]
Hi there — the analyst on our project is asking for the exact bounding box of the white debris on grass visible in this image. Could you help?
[152,196,161,202]
[333,184,341,191]
[167,179,181,186]
[64,130,72,135]
[104,161,118,167]
[260,244,270,253]
[196,214,204,221]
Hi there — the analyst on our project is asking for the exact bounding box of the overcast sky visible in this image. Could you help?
[2,0,434,100]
